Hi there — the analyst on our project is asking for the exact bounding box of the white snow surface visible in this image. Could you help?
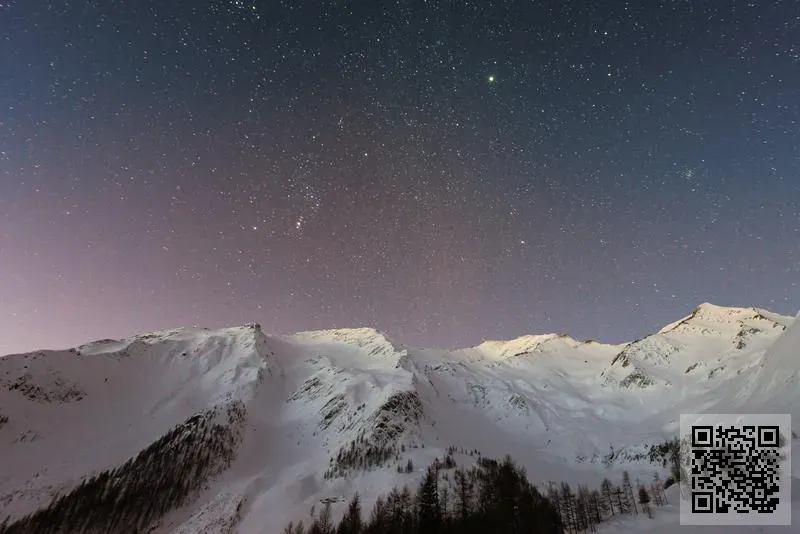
[0,306,798,533]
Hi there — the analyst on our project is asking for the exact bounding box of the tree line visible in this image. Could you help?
[0,401,246,534]
[285,450,673,534]
[324,392,425,480]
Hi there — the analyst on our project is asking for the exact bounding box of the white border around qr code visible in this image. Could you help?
[679,413,792,526]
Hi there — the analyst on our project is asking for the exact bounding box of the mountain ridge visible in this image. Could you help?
[1,301,791,361]
[0,302,798,533]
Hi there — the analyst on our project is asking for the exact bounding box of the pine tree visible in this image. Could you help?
[560,482,577,533]
[547,483,563,527]
[416,466,441,534]
[316,502,334,534]
[669,438,682,483]
[600,478,615,518]
[614,485,628,515]
[574,485,590,533]
[336,493,362,534]
[588,490,602,528]
[655,471,668,504]
[439,484,450,523]
[573,486,585,533]
[385,487,406,534]
[399,486,414,534]
[491,456,520,532]
[622,472,638,516]
[366,496,388,533]
[453,468,473,527]
[638,485,652,518]
[649,473,664,506]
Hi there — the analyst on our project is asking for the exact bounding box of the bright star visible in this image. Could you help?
[488,75,495,83]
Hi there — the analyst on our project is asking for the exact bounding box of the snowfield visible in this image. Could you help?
[0,303,798,533]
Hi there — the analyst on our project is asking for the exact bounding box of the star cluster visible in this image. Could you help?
[1,0,798,354]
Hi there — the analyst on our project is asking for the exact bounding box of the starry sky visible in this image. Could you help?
[1,0,799,355]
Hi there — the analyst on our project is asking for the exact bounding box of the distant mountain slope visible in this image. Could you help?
[0,305,797,533]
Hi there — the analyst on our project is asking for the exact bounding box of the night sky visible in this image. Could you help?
[1,0,798,355]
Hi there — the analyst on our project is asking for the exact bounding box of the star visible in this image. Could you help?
[1,0,797,357]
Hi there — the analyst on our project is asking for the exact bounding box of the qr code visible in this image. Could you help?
[680,413,791,526]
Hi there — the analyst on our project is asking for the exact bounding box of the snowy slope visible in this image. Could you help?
[597,313,800,533]
[0,323,271,521]
[594,483,800,533]
[0,305,797,533]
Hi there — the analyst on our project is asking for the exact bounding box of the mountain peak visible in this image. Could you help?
[474,333,577,359]
[688,302,779,326]
[693,301,752,316]
[294,326,387,341]
[292,327,406,358]
[657,302,791,336]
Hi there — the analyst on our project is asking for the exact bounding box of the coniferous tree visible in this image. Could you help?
[385,487,411,534]
[383,488,400,526]
[638,485,652,518]
[439,484,451,526]
[491,456,518,532]
[475,460,498,519]
[416,466,441,534]
[652,472,667,505]
[588,489,602,529]
[316,502,334,534]
[600,478,615,518]
[574,485,590,533]
[560,482,577,533]
[614,484,629,515]
[544,484,561,531]
[399,486,415,534]
[453,468,473,527]
[650,482,661,507]
[530,481,564,534]
[365,496,388,534]
[622,472,638,516]
[669,438,682,483]
[649,474,662,506]
[336,493,362,534]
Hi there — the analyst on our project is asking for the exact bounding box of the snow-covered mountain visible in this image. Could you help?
[0,304,797,533]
